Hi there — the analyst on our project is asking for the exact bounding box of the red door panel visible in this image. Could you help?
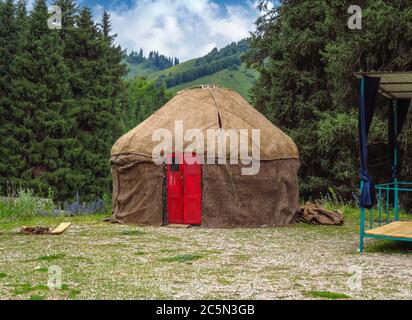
[166,154,202,225]
[167,154,184,224]
[183,155,202,225]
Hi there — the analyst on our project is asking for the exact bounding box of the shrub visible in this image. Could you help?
[0,188,54,220]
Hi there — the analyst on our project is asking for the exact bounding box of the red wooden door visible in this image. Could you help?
[167,154,184,224]
[183,154,202,225]
[166,154,202,225]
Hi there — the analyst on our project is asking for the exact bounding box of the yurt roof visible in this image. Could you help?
[111,86,299,161]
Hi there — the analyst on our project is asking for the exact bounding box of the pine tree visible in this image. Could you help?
[62,7,126,198]
[101,10,112,39]
[0,0,164,199]
[245,0,412,198]
[50,0,84,199]
[9,0,71,195]
[124,77,172,131]
[0,0,18,189]
[15,0,28,35]
[54,0,77,42]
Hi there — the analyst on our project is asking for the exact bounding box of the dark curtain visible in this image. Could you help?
[388,99,411,179]
[358,76,380,209]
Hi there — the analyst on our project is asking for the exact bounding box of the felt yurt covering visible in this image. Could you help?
[110,86,300,227]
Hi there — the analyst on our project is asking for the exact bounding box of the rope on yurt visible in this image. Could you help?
[161,163,168,226]
[207,87,238,204]
[112,155,121,216]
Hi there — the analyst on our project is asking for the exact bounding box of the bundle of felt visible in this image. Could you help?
[297,202,344,225]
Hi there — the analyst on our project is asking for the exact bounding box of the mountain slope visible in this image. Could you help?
[147,58,198,79]
[168,64,258,99]
[125,40,258,100]
[124,61,158,79]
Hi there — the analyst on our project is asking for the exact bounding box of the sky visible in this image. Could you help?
[76,0,262,61]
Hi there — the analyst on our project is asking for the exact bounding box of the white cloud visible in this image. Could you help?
[98,0,258,61]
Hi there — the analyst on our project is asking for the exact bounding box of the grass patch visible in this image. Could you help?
[0,189,54,221]
[160,249,178,253]
[0,272,7,279]
[167,64,258,101]
[305,290,351,300]
[0,213,106,231]
[36,253,65,262]
[29,295,45,300]
[160,254,203,263]
[365,240,412,254]
[233,254,250,262]
[61,284,70,290]
[13,284,49,295]
[1,211,411,300]
[60,284,81,299]
[217,278,233,285]
[156,234,182,242]
[68,289,81,299]
[121,229,146,236]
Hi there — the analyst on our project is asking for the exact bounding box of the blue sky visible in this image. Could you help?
[75,0,262,61]
[80,0,253,11]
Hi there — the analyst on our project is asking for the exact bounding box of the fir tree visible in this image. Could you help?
[0,0,18,188]
[9,0,71,195]
[64,7,126,197]
[15,0,28,35]
[51,0,83,199]
[101,10,112,39]
[0,0,164,199]
[245,0,412,197]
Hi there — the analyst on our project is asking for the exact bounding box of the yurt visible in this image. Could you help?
[110,86,300,228]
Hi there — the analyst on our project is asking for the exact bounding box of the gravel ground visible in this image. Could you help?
[0,214,411,300]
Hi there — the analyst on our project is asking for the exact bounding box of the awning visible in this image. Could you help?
[355,72,411,209]
[355,72,412,99]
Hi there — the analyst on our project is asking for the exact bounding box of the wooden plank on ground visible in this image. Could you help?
[167,224,191,229]
[50,222,72,235]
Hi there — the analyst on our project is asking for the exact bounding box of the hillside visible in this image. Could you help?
[124,40,259,101]
[147,58,198,79]
[124,61,157,79]
[168,64,258,99]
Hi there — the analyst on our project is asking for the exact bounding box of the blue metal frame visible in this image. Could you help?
[360,182,412,254]
[364,234,412,242]
[358,76,412,253]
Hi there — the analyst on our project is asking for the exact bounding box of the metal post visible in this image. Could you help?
[359,76,365,254]
[360,206,365,254]
[369,208,373,229]
[378,188,382,226]
[393,100,399,221]
[386,188,390,223]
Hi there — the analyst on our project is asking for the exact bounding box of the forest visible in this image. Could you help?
[159,40,248,88]
[162,54,241,88]
[1,0,412,203]
[2,0,412,303]
[126,49,180,70]
[0,0,169,200]
[245,0,412,199]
